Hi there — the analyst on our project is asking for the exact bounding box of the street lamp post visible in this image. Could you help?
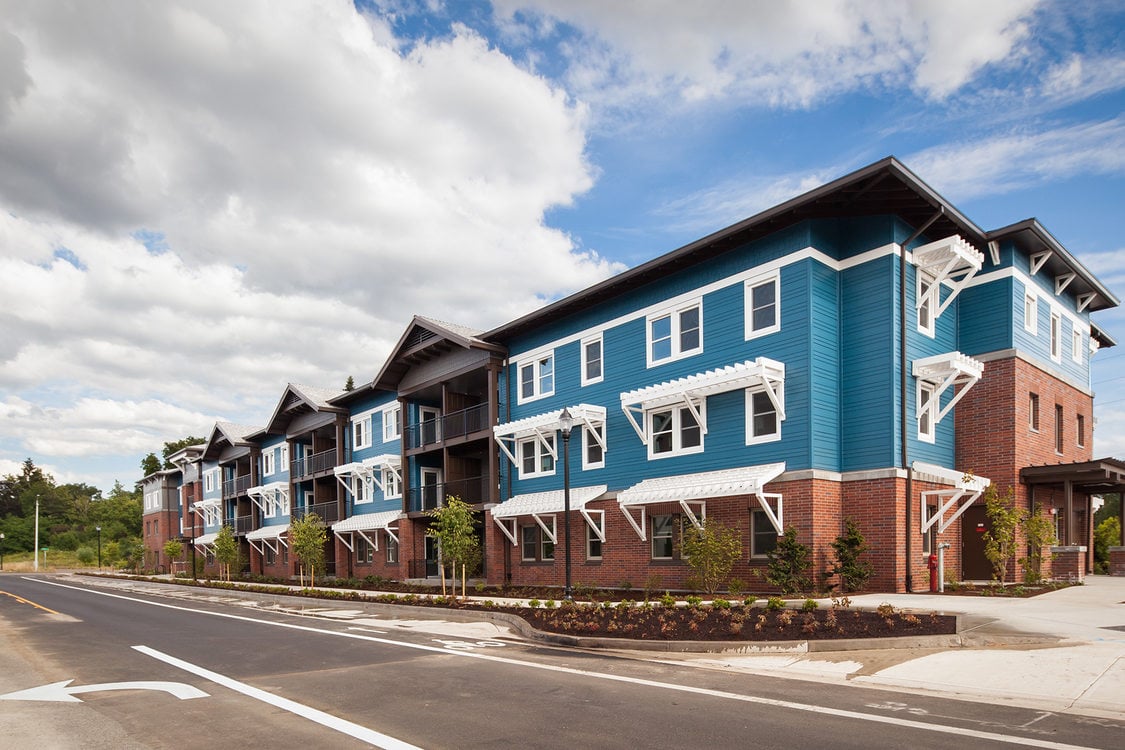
[33,494,40,572]
[559,407,574,601]
[96,526,102,568]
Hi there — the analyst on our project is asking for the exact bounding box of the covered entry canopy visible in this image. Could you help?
[1021,458,1125,546]
[332,510,403,551]
[492,485,608,546]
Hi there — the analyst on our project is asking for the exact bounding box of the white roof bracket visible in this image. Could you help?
[621,504,647,540]
[914,462,989,534]
[494,515,518,546]
[1055,272,1076,296]
[356,528,378,551]
[1029,250,1052,275]
[534,428,558,461]
[678,500,706,530]
[248,538,264,555]
[1077,292,1096,313]
[384,525,399,545]
[533,513,557,544]
[679,394,706,436]
[913,352,985,427]
[910,235,984,320]
[580,508,605,543]
[336,530,354,552]
[580,414,607,452]
[755,492,784,535]
[622,404,648,444]
[759,373,787,422]
[496,436,519,465]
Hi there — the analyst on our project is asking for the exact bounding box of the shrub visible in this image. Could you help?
[712,598,731,610]
[765,596,785,611]
[764,526,811,595]
[801,598,818,612]
[678,518,743,595]
[981,485,1020,583]
[685,595,703,608]
[1094,516,1121,574]
[728,578,745,597]
[659,592,676,608]
[75,546,96,565]
[527,598,541,609]
[826,519,873,592]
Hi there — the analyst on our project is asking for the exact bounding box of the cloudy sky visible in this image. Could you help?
[2,0,1124,492]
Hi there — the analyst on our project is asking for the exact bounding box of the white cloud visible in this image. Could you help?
[493,0,1039,117]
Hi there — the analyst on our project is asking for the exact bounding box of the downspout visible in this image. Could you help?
[900,208,943,592]
[503,355,512,583]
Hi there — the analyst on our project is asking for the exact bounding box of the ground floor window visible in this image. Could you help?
[586,521,603,560]
[356,536,374,564]
[651,514,676,559]
[265,546,275,565]
[922,505,936,555]
[520,524,555,562]
[750,510,777,558]
[385,532,399,563]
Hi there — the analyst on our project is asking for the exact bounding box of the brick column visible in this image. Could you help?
[1051,545,1086,582]
[1108,547,1125,576]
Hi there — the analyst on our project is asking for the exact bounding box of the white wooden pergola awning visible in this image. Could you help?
[913,351,984,427]
[192,531,219,549]
[191,498,222,527]
[491,485,608,546]
[246,523,289,555]
[914,461,990,534]
[617,463,786,540]
[247,481,289,516]
[619,358,785,445]
[911,235,984,319]
[331,510,403,551]
[334,454,401,496]
[492,404,607,465]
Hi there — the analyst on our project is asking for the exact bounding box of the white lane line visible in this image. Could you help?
[26,577,1099,750]
[133,645,418,750]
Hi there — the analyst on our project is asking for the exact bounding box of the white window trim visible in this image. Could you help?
[262,450,275,477]
[517,434,557,479]
[1050,312,1062,362]
[750,508,779,558]
[646,300,703,367]
[580,334,604,386]
[917,270,936,338]
[646,402,705,460]
[745,272,781,340]
[382,467,402,499]
[382,405,402,442]
[280,444,289,467]
[1024,291,1038,334]
[917,381,936,443]
[581,423,606,470]
[517,353,555,404]
[353,415,372,450]
[1071,328,1082,364]
[585,509,605,559]
[204,470,216,493]
[746,384,784,445]
[353,474,372,505]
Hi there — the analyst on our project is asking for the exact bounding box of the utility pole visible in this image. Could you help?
[33,494,40,572]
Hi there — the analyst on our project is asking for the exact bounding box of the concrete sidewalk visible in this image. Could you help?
[671,576,1125,719]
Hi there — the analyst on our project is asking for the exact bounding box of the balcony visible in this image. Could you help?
[292,500,340,524]
[222,474,252,500]
[408,475,490,513]
[405,402,490,450]
[290,448,338,480]
[224,515,254,536]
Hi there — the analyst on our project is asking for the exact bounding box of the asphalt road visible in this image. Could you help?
[0,574,1120,749]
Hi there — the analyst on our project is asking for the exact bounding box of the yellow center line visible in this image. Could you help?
[0,589,62,615]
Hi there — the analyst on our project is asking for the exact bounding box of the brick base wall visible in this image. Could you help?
[1108,547,1125,577]
[1051,546,1086,582]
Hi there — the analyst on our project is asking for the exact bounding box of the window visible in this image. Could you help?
[581,336,604,385]
[648,301,702,365]
[746,273,780,339]
[518,354,555,402]
[385,532,398,563]
[262,450,275,476]
[582,424,605,469]
[917,272,936,337]
[1072,329,1082,363]
[541,527,555,561]
[354,476,371,504]
[356,537,374,564]
[353,416,371,450]
[383,468,402,499]
[586,511,604,560]
[521,526,537,561]
[1050,312,1061,361]
[280,444,289,468]
[918,381,936,443]
[746,387,782,444]
[751,510,778,557]
[648,405,703,458]
[1029,393,1040,432]
[265,545,275,565]
[1055,404,1064,454]
[1024,292,1037,334]
[204,470,215,493]
[651,514,675,559]
[518,435,555,478]
[1077,414,1086,448]
[922,505,936,555]
[383,406,402,442]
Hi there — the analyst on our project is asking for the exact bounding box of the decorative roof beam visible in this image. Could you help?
[1055,272,1076,296]
[1029,250,1052,276]
[1077,292,1096,313]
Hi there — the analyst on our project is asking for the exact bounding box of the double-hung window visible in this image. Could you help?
[520,525,554,561]
[586,511,604,560]
[1050,312,1061,361]
[518,354,554,402]
[917,271,936,337]
[1024,292,1037,334]
[746,386,782,444]
[383,468,402,499]
[383,406,402,442]
[1072,329,1082,363]
[648,405,703,458]
[1029,393,1040,431]
[262,450,275,476]
[353,416,371,450]
[918,381,936,443]
[750,509,778,558]
[648,301,702,366]
[581,335,604,385]
[354,476,370,504]
[746,273,780,339]
[204,471,215,493]
[385,532,399,563]
[582,424,605,469]
[651,514,675,559]
[518,435,555,478]
[1077,414,1086,448]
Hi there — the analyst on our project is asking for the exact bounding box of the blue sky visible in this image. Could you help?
[1,0,1123,492]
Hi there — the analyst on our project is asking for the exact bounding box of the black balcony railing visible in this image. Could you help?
[224,515,254,535]
[408,475,490,513]
[405,402,490,450]
[290,448,337,480]
[222,474,252,499]
[292,500,340,524]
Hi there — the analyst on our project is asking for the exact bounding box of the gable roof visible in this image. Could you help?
[257,382,347,436]
[372,314,505,391]
[202,421,259,460]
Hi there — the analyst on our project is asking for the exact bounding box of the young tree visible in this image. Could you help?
[427,495,480,598]
[1020,504,1057,583]
[764,526,812,595]
[212,525,239,582]
[679,517,742,594]
[290,512,327,586]
[981,485,1020,584]
[163,538,184,572]
[826,518,873,592]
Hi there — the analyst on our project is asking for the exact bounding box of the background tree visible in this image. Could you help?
[825,518,873,592]
[981,485,1021,583]
[427,495,480,598]
[1094,516,1122,573]
[141,452,162,476]
[344,375,355,391]
[764,526,812,595]
[290,512,327,586]
[212,525,239,581]
[678,517,742,594]
[160,436,205,469]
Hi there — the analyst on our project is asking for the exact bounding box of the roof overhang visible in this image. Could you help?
[1020,458,1125,494]
[331,510,403,550]
[493,404,607,464]
[491,485,608,546]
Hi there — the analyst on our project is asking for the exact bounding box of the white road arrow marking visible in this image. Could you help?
[0,679,209,703]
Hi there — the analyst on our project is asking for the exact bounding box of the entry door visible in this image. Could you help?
[961,505,992,580]
[419,406,442,446]
[420,468,443,511]
[425,535,440,578]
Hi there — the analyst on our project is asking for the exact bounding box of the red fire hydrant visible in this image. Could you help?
[928,553,938,592]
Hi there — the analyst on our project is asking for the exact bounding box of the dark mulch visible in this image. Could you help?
[934,581,1079,598]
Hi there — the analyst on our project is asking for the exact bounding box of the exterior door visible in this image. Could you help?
[419,406,441,446]
[420,468,442,512]
[425,535,439,578]
[961,505,992,580]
